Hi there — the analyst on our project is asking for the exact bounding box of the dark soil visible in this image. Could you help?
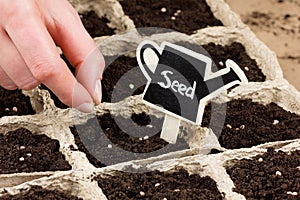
[202,99,300,149]
[95,168,224,200]
[80,10,115,37]
[0,186,83,200]
[102,55,146,102]
[202,42,266,82]
[0,87,35,117]
[119,0,223,35]
[226,148,300,200]
[71,112,189,167]
[0,128,71,174]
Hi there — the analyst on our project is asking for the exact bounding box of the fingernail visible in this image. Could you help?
[76,102,94,113]
[94,79,102,105]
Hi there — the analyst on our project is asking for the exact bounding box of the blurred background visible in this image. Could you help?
[226,0,300,90]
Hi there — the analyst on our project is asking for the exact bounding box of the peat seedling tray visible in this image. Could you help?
[0,0,299,199]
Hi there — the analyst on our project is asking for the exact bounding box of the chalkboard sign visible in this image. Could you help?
[137,40,248,125]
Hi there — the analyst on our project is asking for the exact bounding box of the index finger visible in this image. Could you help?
[5,11,93,111]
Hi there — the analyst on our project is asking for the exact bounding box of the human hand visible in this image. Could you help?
[0,0,104,112]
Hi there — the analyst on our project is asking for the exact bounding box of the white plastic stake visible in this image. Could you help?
[160,114,181,144]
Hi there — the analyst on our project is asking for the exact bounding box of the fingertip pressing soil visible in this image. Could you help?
[0,128,71,174]
[226,148,300,200]
[203,42,266,82]
[95,168,224,200]
[80,10,115,37]
[0,87,35,118]
[0,186,83,200]
[71,112,189,167]
[202,99,300,149]
[119,0,223,35]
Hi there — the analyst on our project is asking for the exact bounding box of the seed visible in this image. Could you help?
[163,198,167,200]
[146,125,153,128]
[219,61,224,66]
[226,124,232,129]
[20,146,26,150]
[12,107,18,112]
[174,189,180,192]
[287,191,298,196]
[19,157,25,161]
[258,158,263,162]
[244,67,249,71]
[176,10,182,13]
[275,171,282,176]
[155,183,160,187]
[26,153,32,157]
[5,108,9,111]
[161,7,167,13]
[143,136,149,140]
[108,144,112,148]
[129,84,135,89]
[140,191,145,196]
[171,16,176,20]
[273,120,279,125]
[296,166,300,170]
[240,125,245,129]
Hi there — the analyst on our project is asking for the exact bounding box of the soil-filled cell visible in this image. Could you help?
[95,168,224,200]
[226,148,300,200]
[119,0,223,35]
[0,128,71,174]
[102,42,264,103]
[202,99,300,149]
[71,112,189,167]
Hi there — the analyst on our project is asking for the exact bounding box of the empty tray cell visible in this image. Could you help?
[0,128,71,174]
[202,99,300,149]
[0,185,83,200]
[203,42,266,82]
[226,148,300,199]
[95,168,224,199]
[80,10,116,37]
[71,112,189,167]
[0,87,35,118]
[102,55,146,102]
[119,0,223,35]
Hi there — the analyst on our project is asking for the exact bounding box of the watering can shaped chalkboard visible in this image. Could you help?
[137,40,248,125]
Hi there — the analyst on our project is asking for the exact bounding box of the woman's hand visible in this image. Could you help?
[0,0,104,112]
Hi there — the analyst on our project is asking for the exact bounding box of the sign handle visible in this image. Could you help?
[160,115,181,144]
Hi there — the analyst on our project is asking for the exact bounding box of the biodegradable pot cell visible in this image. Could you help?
[0,128,71,174]
[70,112,190,167]
[119,0,223,35]
[95,168,224,199]
[226,148,300,199]
[202,99,300,149]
